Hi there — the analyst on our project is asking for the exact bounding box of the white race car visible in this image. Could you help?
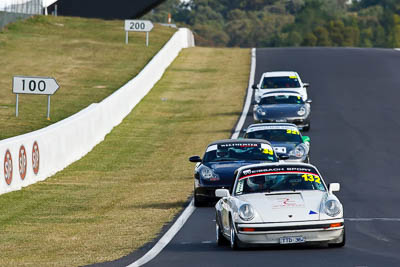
[252,71,309,103]
[215,162,345,249]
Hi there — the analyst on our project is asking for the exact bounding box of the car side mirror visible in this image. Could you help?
[329,183,340,194]
[278,154,290,160]
[306,99,312,104]
[252,84,258,90]
[189,155,202,163]
[303,83,310,88]
[302,136,310,143]
[215,189,230,198]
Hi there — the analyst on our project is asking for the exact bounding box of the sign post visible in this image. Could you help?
[13,76,60,119]
[124,20,154,46]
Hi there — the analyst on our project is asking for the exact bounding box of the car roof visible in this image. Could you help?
[262,71,298,78]
[207,138,272,146]
[236,161,318,174]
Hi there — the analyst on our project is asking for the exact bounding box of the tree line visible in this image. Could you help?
[142,0,400,48]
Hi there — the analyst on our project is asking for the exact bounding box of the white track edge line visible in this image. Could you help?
[395,48,400,51]
[231,47,256,139]
[127,48,257,266]
[127,199,195,267]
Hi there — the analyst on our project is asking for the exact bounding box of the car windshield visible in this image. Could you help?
[261,76,301,89]
[235,172,326,195]
[260,95,304,105]
[246,129,302,143]
[203,143,277,162]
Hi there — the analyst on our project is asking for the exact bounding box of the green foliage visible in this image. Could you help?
[143,0,400,48]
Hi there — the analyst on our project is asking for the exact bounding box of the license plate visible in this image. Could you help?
[279,236,305,244]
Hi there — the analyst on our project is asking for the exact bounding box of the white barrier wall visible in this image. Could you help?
[0,28,195,195]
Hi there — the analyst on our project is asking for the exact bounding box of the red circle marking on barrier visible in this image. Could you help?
[32,141,40,175]
[4,150,13,185]
[19,145,27,180]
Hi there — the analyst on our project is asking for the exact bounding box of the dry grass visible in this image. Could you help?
[0,46,250,266]
[0,15,175,139]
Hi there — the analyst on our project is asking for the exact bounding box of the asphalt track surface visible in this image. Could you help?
[96,48,400,267]
[137,47,400,267]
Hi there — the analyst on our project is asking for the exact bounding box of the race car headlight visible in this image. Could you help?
[297,107,306,116]
[256,107,266,116]
[238,204,255,221]
[289,144,308,158]
[199,166,220,181]
[324,199,341,217]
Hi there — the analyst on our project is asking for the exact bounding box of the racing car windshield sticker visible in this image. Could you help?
[286,129,300,135]
[289,76,297,79]
[236,180,244,194]
[247,125,298,133]
[206,144,218,152]
[302,174,321,184]
[239,165,318,178]
[218,143,260,149]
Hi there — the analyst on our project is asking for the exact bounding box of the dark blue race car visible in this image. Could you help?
[189,139,278,207]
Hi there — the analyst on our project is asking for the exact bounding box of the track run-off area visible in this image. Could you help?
[126,48,400,267]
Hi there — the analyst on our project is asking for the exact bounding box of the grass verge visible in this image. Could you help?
[0,46,250,266]
[0,15,175,140]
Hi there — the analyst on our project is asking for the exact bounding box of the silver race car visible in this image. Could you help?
[215,162,345,249]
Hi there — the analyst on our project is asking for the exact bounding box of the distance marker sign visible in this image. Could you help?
[124,20,154,46]
[124,20,153,32]
[13,76,59,95]
[13,76,60,118]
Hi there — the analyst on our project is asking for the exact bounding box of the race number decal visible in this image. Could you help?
[4,150,13,185]
[263,148,274,155]
[286,129,300,135]
[32,141,40,175]
[19,145,27,180]
[302,174,320,184]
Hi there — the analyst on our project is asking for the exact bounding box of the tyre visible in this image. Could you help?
[328,229,346,248]
[229,218,242,250]
[216,220,229,246]
[194,194,205,207]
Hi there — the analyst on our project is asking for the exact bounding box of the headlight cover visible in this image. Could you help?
[297,107,306,116]
[324,199,341,217]
[199,166,220,181]
[238,203,255,221]
[256,107,266,116]
[289,143,308,159]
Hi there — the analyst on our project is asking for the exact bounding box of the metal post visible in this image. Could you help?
[146,32,149,47]
[126,31,128,44]
[47,95,51,120]
[54,4,57,16]
[16,94,19,117]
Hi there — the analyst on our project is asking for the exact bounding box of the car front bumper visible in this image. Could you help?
[253,116,310,129]
[236,219,344,244]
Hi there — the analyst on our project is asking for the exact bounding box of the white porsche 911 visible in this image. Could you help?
[215,162,345,249]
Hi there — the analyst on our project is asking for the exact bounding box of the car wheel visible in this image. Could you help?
[194,194,205,207]
[328,228,346,248]
[216,220,229,246]
[229,219,242,250]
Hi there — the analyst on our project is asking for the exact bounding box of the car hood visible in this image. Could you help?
[238,191,326,222]
[258,104,305,118]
